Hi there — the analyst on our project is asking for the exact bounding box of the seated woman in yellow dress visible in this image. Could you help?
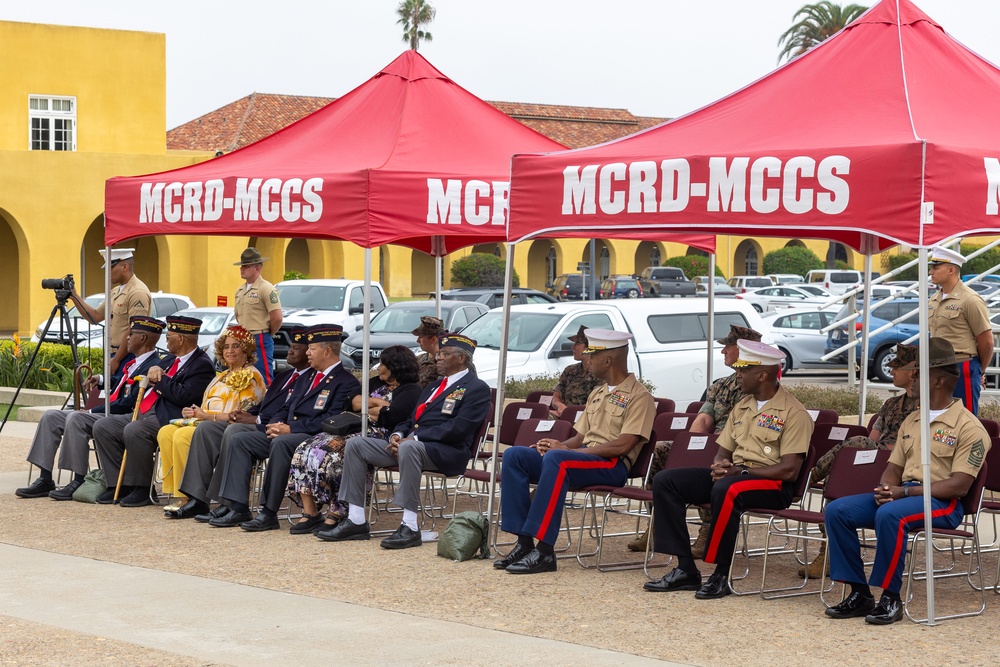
[158,326,266,504]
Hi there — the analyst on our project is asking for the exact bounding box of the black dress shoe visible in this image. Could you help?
[493,543,532,570]
[643,567,702,592]
[695,571,732,599]
[241,512,280,532]
[120,487,154,508]
[165,499,210,519]
[864,595,903,625]
[289,513,325,535]
[97,487,126,505]
[380,524,422,550]
[195,505,230,523]
[506,548,557,574]
[316,519,371,542]
[15,478,56,499]
[825,591,876,619]
[208,508,253,527]
[48,479,83,501]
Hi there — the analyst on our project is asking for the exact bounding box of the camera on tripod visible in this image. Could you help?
[41,274,75,292]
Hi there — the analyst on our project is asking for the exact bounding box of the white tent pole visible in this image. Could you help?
[917,246,937,625]
[103,243,111,414]
[435,254,443,320]
[361,248,372,433]
[485,242,516,552]
[858,246,873,424]
[706,253,715,393]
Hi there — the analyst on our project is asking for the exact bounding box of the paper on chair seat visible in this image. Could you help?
[854,449,877,465]
[535,420,555,432]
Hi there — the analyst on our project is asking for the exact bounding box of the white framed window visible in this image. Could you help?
[29,95,76,151]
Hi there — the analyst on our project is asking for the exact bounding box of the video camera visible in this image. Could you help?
[41,274,75,292]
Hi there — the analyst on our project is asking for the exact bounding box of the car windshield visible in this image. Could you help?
[368,305,437,334]
[747,278,772,287]
[459,311,561,351]
[277,285,346,310]
[175,310,230,336]
[67,296,103,319]
[797,285,831,297]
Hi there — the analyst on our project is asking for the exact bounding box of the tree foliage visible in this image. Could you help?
[777,2,868,62]
[450,252,520,288]
[886,252,918,281]
[961,244,1000,278]
[397,0,436,50]
[661,255,723,279]
[762,246,824,277]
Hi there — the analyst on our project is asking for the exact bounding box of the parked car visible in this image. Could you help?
[430,287,556,309]
[791,284,837,299]
[825,296,920,382]
[340,300,488,370]
[168,306,238,367]
[459,299,766,405]
[759,308,844,374]
[272,279,388,367]
[693,276,738,297]
[727,275,774,293]
[765,274,805,285]
[31,291,195,347]
[736,285,833,312]
[805,269,865,295]
[546,273,603,301]
[600,276,643,299]
[637,266,696,298]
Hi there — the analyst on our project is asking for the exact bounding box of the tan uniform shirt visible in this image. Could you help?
[234,276,281,333]
[98,274,151,353]
[718,384,813,468]
[573,374,656,469]
[928,280,991,358]
[890,400,990,483]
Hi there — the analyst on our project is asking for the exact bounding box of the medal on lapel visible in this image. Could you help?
[442,398,457,415]
[314,389,330,410]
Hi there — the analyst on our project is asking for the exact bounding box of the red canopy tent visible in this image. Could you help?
[508,0,1000,251]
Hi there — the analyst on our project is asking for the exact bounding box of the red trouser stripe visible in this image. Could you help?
[878,497,959,590]
[257,333,272,384]
[534,457,619,540]
[703,478,783,563]
[961,360,973,411]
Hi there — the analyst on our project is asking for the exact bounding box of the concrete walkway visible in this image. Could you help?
[0,543,682,666]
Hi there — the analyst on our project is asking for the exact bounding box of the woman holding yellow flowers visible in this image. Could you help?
[158,326,265,503]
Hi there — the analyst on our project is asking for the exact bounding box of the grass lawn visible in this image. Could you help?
[0,404,21,421]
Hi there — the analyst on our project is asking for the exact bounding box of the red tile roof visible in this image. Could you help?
[166,93,669,152]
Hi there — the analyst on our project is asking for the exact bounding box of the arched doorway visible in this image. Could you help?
[410,250,435,296]
[733,239,763,276]
[284,238,310,277]
[784,239,806,249]
[527,240,558,290]
[0,208,23,333]
[580,239,614,280]
[634,241,664,275]
[82,215,160,293]
[685,247,708,257]
[471,243,504,259]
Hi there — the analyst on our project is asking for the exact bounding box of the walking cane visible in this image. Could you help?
[114,375,149,502]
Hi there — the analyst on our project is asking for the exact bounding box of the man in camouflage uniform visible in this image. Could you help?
[799,343,919,578]
[549,326,603,417]
[628,324,762,554]
[411,316,444,388]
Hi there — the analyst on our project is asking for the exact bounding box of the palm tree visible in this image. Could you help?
[397,0,436,51]
[777,1,868,63]
[778,2,867,267]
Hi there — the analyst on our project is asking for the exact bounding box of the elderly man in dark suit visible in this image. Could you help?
[209,324,360,531]
[317,333,491,549]
[16,316,171,500]
[94,315,216,508]
[164,328,313,519]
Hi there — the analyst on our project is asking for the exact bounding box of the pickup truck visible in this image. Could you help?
[638,267,697,298]
[459,299,766,405]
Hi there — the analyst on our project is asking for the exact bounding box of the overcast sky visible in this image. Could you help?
[4,1,999,129]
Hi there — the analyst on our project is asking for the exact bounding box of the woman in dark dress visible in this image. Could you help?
[285,345,422,534]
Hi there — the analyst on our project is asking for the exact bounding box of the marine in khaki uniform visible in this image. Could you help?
[645,339,813,600]
[233,247,282,384]
[825,337,990,625]
[494,329,656,575]
[927,245,992,415]
[69,248,151,376]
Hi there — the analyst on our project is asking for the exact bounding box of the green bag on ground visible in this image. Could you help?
[437,511,490,562]
[73,468,107,504]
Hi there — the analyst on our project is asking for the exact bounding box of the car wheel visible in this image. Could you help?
[627,289,639,299]
[873,347,896,383]
[752,304,763,313]
[777,347,792,374]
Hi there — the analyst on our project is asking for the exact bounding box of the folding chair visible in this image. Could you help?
[684,401,704,414]
[805,408,839,425]
[758,448,892,600]
[977,418,1000,439]
[809,422,872,464]
[903,463,989,623]
[525,390,555,408]
[651,412,698,443]
[558,404,585,427]
[652,397,676,415]
[974,438,1000,569]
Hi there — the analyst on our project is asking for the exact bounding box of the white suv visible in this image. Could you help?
[805,270,864,295]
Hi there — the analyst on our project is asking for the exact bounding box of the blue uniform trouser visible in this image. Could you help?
[826,490,963,594]
[500,447,627,546]
[254,333,274,385]
[954,358,982,416]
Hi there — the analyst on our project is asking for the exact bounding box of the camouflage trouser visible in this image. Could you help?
[811,436,883,485]
[648,440,712,523]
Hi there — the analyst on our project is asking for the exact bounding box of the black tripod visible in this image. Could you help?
[0,288,85,435]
